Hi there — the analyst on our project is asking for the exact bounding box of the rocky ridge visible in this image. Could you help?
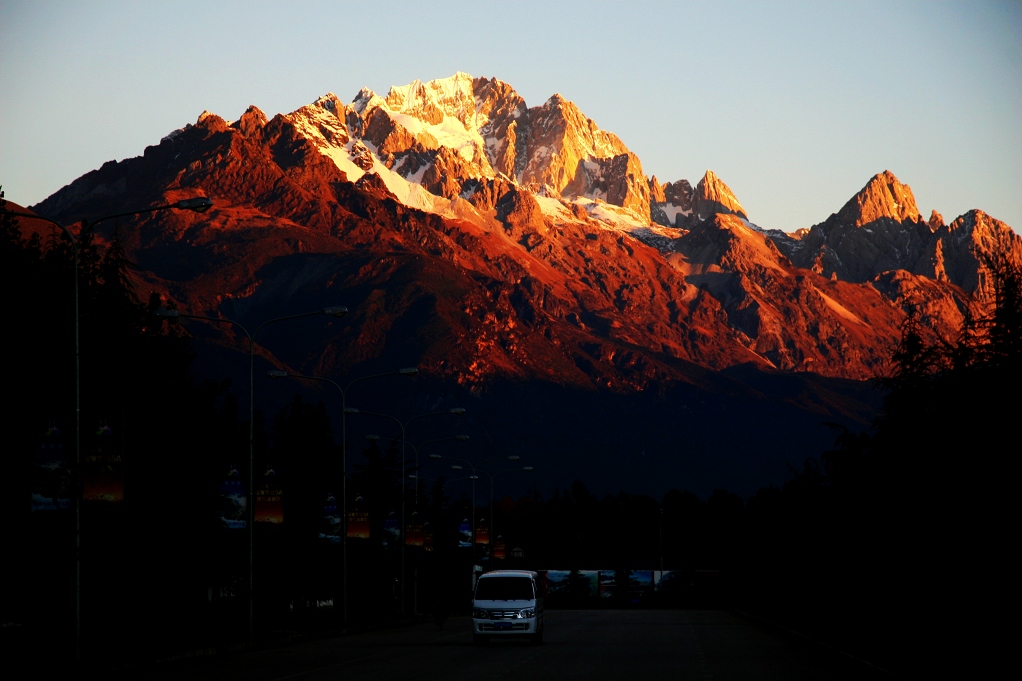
[253,73,660,231]
[28,73,1021,387]
[773,171,1022,304]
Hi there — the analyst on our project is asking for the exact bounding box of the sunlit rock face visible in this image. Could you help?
[693,170,747,222]
[927,210,1022,302]
[651,170,746,230]
[783,171,932,284]
[870,269,967,342]
[342,74,654,223]
[778,171,1022,305]
[518,94,650,221]
[672,212,918,376]
[650,178,695,228]
[28,72,1020,387]
[241,72,757,243]
[839,169,922,226]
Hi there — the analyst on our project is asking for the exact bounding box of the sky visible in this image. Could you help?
[1,1,1020,233]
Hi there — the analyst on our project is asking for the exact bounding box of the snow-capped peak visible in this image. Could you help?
[313,92,343,112]
[283,73,665,245]
[351,87,384,115]
[384,72,478,126]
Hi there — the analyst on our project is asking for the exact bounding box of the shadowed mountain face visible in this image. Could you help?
[25,73,1020,494]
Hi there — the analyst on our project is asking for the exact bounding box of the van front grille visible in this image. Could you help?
[489,610,520,619]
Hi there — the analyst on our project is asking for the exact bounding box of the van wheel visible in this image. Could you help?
[531,628,544,645]
[473,635,488,646]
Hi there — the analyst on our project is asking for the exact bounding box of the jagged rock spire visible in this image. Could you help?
[694,170,747,220]
[837,170,920,227]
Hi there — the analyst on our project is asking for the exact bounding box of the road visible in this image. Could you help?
[119,610,890,680]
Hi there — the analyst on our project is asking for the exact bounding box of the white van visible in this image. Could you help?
[471,570,544,644]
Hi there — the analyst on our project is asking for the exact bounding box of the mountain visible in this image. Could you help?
[775,171,1021,301]
[21,73,1021,494]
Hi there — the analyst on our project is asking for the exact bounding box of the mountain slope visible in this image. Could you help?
[24,72,1022,494]
[32,75,1019,385]
[776,171,1021,304]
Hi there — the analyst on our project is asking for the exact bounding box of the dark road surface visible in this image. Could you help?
[120,610,891,680]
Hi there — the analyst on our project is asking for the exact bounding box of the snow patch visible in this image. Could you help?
[388,111,485,162]
[533,194,572,221]
[581,199,647,228]
[815,287,866,326]
[656,202,691,225]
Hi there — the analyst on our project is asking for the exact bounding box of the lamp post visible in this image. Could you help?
[345,407,465,615]
[428,454,479,546]
[473,464,535,556]
[448,465,478,552]
[2,196,213,661]
[426,454,508,544]
[366,434,469,503]
[442,469,480,552]
[155,304,347,639]
[427,454,533,567]
[367,435,423,492]
[402,468,477,616]
[370,433,468,616]
[659,507,665,578]
[410,468,480,610]
[267,368,418,628]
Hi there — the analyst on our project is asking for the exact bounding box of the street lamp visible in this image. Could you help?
[431,456,480,549]
[474,465,535,556]
[388,435,468,616]
[428,454,533,561]
[266,367,418,628]
[399,464,476,616]
[445,468,481,550]
[345,406,465,615]
[366,434,469,503]
[448,464,478,553]
[410,473,479,486]
[659,507,665,577]
[155,305,347,639]
[2,196,213,661]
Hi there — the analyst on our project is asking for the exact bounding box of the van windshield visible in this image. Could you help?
[475,576,534,601]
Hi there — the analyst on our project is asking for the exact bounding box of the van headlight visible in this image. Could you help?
[473,608,489,619]
[519,608,535,619]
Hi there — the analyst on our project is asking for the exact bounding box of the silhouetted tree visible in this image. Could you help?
[753,255,1022,677]
[4,191,246,665]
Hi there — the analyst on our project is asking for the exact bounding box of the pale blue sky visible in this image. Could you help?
[2,1,1019,233]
